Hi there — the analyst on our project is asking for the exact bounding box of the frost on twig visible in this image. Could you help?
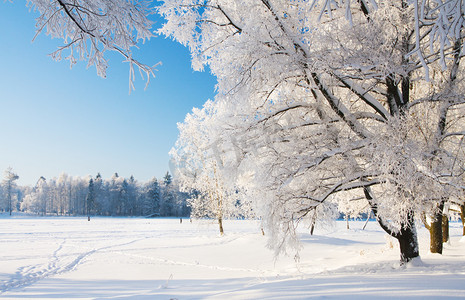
[27,0,160,92]
[309,1,465,81]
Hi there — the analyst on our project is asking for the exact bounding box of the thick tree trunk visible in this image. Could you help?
[429,201,445,254]
[397,223,420,264]
[372,213,419,264]
[373,212,419,264]
[364,188,419,264]
[430,216,443,254]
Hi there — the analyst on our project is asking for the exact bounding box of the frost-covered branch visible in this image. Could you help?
[163,0,465,262]
[28,0,159,92]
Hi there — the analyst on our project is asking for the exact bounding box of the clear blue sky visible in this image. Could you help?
[0,2,216,186]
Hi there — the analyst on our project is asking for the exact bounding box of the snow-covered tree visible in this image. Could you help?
[170,100,255,234]
[160,1,465,263]
[16,172,189,217]
[143,177,161,216]
[107,173,118,215]
[56,173,71,215]
[160,172,175,216]
[163,172,172,186]
[86,178,95,220]
[126,175,139,215]
[92,173,105,214]
[335,191,371,229]
[35,176,48,215]
[2,167,19,215]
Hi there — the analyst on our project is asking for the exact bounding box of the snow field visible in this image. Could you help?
[1,216,465,299]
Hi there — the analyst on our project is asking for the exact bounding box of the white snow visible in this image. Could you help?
[1,215,465,299]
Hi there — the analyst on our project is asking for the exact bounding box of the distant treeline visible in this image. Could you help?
[0,170,190,217]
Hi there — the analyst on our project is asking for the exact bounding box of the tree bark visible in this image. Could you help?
[397,222,420,264]
[442,215,449,243]
[309,209,317,235]
[429,201,445,254]
[218,216,224,235]
[364,187,419,264]
[430,216,443,254]
[375,211,419,263]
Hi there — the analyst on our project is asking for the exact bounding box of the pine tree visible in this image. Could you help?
[144,177,160,216]
[86,178,95,221]
[163,172,172,186]
[161,172,174,216]
[127,175,138,215]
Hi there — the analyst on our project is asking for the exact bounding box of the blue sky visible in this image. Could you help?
[0,2,216,186]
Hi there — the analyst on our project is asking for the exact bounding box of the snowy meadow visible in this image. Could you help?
[1,2,464,298]
[1,215,465,299]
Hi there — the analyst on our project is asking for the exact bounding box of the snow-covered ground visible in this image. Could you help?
[1,215,465,299]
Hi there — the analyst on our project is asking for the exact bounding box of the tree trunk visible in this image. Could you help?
[362,211,372,230]
[372,211,419,264]
[218,216,224,235]
[310,223,315,235]
[397,223,420,264]
[430,216,443,254]
[364,188,419,264]
[429,201,445,254]
[442,215,449,243]
[309,209,317,235]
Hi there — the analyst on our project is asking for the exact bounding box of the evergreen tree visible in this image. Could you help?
[126,175,138,215]
[86,178,95,220]
[110,173,122,216]
[93,173,103,214]
[144,177,160,216]
[161,172,175,216]
[163,172,172,186]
